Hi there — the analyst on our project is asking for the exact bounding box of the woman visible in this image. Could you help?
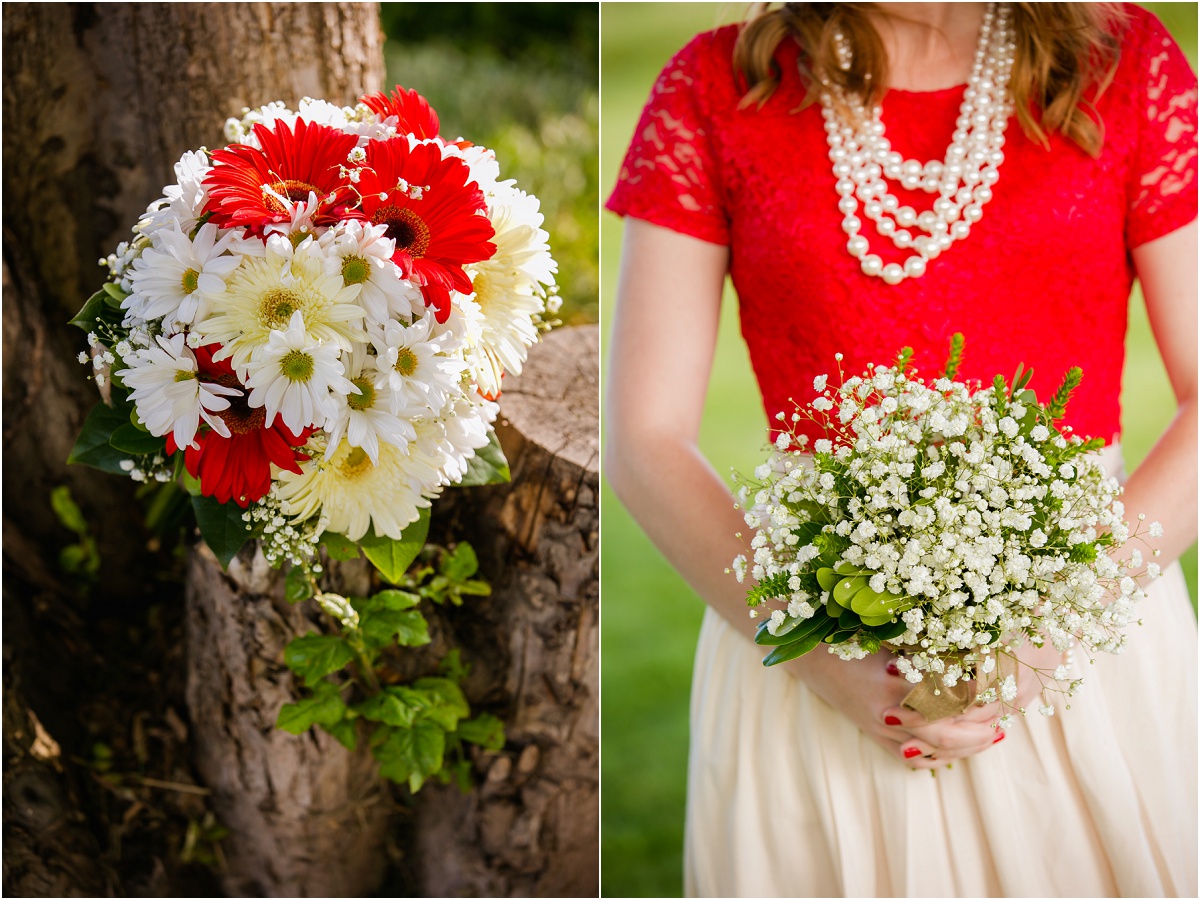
[605,3,1196,896]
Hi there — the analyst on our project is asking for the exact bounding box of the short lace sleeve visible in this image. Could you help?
[605,33,730,245]
[1126,9,1198,248]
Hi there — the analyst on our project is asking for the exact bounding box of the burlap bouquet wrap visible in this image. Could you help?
[896,650,1019,721]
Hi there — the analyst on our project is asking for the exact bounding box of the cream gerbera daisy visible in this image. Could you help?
[193,235,365,373]
[275,438,442,541]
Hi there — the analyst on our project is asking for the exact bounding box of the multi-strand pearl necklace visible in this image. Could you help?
[819,3,1016,284]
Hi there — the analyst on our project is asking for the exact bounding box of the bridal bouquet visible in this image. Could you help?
[70,85,558,570]
[732,336,1160,723]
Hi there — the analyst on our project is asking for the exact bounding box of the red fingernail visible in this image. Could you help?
[903,747,922,759]
[886,661,901,676]
[993,732,1006,744]
[885,715,902,726]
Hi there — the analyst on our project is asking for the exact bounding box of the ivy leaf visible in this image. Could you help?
[283,634,355,687]
[359,509,429,584]
[458,431,510,486]
[285,566,314,604]
[361,608,430,649]
[354,687,422,728]
[440,542,479,582]
[68,399,136,474]
[413,677,470,730]
[109,423,167,456]
[456,713,505,752]
[322,719,358,751]
[319,531,360,561]
[276,689,346,734]
[373,720,446,792]
[191,495,252,569]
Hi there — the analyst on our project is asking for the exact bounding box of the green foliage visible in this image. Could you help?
[285,565,315,604]
[942,332,965,380]
[276,681,347,733]
[109,423,165,456]
[360,509,430,584]
[459,432,511,486]
[69,286,126,334]
[191,495,252,569]
[283,634,355,687]
[67,393,137,474]
[50,485,100,580]
[745,571,790,607]
[457,713,506,751]
[1045,366,1084,421]
[895,345,914,373]
[318,531,361,560]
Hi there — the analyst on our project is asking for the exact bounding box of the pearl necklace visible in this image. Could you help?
[819,3,1016,284]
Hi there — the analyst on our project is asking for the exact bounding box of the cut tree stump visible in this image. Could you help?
[184,324,599,897]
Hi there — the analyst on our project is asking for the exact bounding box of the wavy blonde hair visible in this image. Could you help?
[734,3,1126,156]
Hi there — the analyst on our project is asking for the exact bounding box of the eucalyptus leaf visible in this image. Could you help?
[815,567,838,592]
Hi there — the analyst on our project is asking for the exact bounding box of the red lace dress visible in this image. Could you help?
[608,6,1197,897]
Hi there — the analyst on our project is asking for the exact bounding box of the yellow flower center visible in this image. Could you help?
[339,445,373,479]
[263,179,322,214]
[259,288,301,329]
[174,369,197,383]
[341,255,371,286]
[471,270,492,310]
[181,268,200,294]
[280,350,314,382]
[394,348,418,377]
[372,206,431,258]
[347,376,375,411]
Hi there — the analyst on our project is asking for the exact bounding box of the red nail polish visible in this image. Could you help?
[903,747,922,759]
[886,661,901,676]
[885,715,902,726]
[992,732,1006,744]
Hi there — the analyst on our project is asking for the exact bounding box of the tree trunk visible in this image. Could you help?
[2,3,384,894]
[184,325,600,896]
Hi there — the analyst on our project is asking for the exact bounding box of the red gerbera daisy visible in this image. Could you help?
[202,119,362,234]
[358,138,496,323]
[167,344,311,507]
[360,86,441,140]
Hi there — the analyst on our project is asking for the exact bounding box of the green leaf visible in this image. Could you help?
[837,606,861,630]
[319,531,360,561]
[359,508,429,584]
[413,677,470,730]
[866,620,908,641]
[283,634,354,687]
[374,720,446,792]
[191,495,252,568]
[762,618,837,666]
[355,688,421,728]
[50,485,89,535]
[456,579,492,597]
[439,648,471,683]
[754,610,835,646]
[361,607,430,649]
[70,287,124,332]
[101,282,129,304]
[815,567,838,592]
[441,542,479,581]
[323,718,358,751]
[458,431,510,486]
[68,399,136,474]
[833,575,867,605]
[285,566,314,604]
[361,589,421,611]
[276,690,346,734]
[109,422,167,456]
[456,713,505,751]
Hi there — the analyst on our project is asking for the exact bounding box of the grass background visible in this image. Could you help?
[599,4,1199,896]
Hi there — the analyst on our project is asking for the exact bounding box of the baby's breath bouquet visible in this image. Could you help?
[733,335,1161,723]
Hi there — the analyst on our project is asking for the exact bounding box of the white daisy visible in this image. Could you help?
[139,149,212,236]
[193,236,365,373]
[118,332,240,449]
[124,223,244,331]
[276,438,442,541]
[243,311,355,433]
[323,344,419,465]
[319,220,421,325]
[430,395,498,484]
[370,316,467,414]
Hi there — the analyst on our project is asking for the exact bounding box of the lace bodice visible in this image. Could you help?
[607,5,1198,444]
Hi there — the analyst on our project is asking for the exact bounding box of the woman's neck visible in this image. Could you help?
[867,2,989,92]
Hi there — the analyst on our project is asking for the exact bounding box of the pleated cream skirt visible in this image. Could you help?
[684,450,1198,898]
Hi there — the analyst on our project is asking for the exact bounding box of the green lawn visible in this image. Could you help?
[599,4,1198,897]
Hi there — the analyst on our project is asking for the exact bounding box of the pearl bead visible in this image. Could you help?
[882,195,899,212]
[877,217,896,236]
[901,174,921,190]
[937,234,953,250]
[951,220,971,240]
[917,211,937,231]
[896,207,916,227]
[974,186,993,203]
[847,236,869,257]
[894,229,913,248]
[834,163,851,177]
[860,254,883,276]
[881,263,905,285]
[838,196,858,215]
[842,215,861,234]
[964,203,984,223]
[902,159,922,177]
[836,178,856,196]
[904,256,927,277]
[864,200,883,218]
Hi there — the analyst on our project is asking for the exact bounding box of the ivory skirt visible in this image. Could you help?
[684,448,1197,897]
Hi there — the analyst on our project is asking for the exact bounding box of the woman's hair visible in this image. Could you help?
[734,3,1127,156]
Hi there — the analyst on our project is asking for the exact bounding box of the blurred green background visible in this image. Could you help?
[599,3,1199,896]
[381,3,599,324]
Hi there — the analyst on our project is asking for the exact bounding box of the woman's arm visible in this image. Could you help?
[606,218,1004,768]
[1123,220,1198,566]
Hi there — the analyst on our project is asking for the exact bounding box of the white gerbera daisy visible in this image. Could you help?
[323,344,419,465]
[125,223,244,331]
[276,438,442,541]
[319,220,421,325]
[429,395,498,484]
[263,191,323,249]
[370,316,467,414]
[139,149,212,236]
[118,332,240,449]
[193,236,365,372]
[244,311,355,432]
